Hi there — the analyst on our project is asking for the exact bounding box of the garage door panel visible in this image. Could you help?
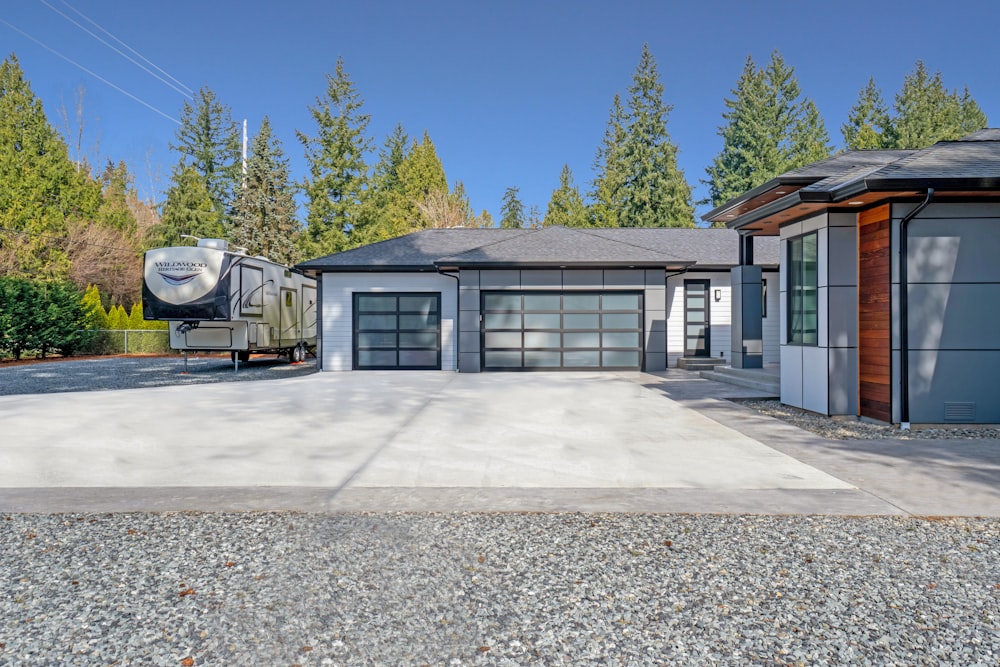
[481,291,643,371]
[354,292,441,370]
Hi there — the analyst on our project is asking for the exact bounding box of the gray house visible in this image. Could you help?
[705,129,1000,425]
[298,226,778,373]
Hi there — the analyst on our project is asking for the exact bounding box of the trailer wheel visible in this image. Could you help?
[291,344,304,363]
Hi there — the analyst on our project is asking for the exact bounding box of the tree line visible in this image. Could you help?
[0,47,989,315]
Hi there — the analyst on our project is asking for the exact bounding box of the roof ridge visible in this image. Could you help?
[575,227,690,263]
[433,226,537,261]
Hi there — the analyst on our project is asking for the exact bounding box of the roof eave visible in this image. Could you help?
[433,260,695,270]
[701,175,816,223]
[863,176,1000,192]
[725,191,805,230]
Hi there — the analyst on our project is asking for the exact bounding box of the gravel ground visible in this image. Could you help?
[1,512,997,666]
[738,399,1000,441]
[0,355,317,396]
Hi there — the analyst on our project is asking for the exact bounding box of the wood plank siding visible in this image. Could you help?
[857,204,892,422]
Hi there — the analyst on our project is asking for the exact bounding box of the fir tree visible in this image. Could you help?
[545,164,589,227]
[617,44,694,227]
[230,117,300,266]
[590,94,628,228]
[500,186,525,229]
[371,123,409,192]
[704,51,831,215]
[149,166,222,247]
[891,61,988,148]
[170,86,241,222]
[297,57,372,254]
[842,77,892,150]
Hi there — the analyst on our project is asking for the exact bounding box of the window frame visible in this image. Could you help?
[787,232,819,346]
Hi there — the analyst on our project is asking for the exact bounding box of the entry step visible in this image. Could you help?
[676,356,729,371]
[698,366,780,397]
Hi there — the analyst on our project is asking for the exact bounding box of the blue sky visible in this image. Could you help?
[2,0,997,224]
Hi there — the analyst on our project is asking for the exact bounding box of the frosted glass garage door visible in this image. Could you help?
[353,293,441,370]
[481,291,643,371]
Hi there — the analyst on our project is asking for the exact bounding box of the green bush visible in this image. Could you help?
[0,277,87,359]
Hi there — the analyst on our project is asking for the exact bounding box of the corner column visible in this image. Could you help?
[731,265,763,369]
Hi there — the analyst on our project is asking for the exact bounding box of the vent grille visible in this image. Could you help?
[944,402,976,422]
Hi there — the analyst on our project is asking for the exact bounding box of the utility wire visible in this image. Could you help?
[44,0,193,99]
[0,18,180,124]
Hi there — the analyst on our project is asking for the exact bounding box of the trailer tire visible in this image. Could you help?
[291,344,304,363]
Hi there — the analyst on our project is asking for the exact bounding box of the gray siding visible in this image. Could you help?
[891,203,1000,423]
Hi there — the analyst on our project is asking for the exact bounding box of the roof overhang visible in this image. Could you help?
[433,260,695,271]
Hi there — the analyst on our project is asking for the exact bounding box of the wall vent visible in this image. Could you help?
[944,402,976,422]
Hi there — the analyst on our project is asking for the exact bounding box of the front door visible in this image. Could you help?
[684,280,711,357]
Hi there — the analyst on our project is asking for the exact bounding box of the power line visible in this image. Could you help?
[45,0,194,99]
[0,18,180,125]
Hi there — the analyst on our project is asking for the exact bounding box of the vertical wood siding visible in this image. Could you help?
[858,205,891,422]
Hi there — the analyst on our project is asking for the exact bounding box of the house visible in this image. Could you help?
[297,226,778,373]
[704,129,1000,425]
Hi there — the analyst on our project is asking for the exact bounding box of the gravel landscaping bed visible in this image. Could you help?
[738,399,1000,441]
[1,512,997,666]
[0,355,317,396]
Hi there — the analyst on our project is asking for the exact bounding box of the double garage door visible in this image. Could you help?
[482,291,644,371]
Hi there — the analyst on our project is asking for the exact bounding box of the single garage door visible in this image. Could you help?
[482,291,643,370]
[353,292,441,369]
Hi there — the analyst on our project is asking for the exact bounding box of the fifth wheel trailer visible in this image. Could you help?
[142,238,317,363]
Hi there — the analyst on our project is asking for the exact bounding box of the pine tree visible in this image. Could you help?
[170,86,241,222]
[230,117,300,265]
[617,44,694,227]
[891,61,988,148]
[590,94,628,228]
[704,51,831,215]
[297,57,372,254]
[500,187,525,229]
[545,164,589,227]
[842,77,892,150]
[149,166,222,247]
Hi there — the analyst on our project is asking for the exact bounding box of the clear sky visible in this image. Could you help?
[2,0,997,224]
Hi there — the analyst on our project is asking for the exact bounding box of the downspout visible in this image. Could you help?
[436,268,461,372]
[898,188,934,429]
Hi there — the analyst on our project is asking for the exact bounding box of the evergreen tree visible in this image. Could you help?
[500,186,525,229]
[371,123,409,192]
[545,164,589,227]
[590,94,628,227]
[297,57,372,254]
[617,44,694,227]
[842,77,892,150]
[230,117,300,265]
[891,61,988,148]
[704,51,832,214]
[148,166,222,247]
[170,86,241,222]
[0,54,98,279]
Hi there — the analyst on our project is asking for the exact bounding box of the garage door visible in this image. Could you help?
[482,291,643,370]
[353,293,441,369]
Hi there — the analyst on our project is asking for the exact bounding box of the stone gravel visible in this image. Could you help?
[1,512,997,666]
[0,355,317,396]
[738,399,1000,441]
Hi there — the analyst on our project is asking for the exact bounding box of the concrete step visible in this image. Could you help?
[676,356,729,371]
[699,366,780,396]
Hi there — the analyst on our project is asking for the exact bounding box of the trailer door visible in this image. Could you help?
[279,288,299,345]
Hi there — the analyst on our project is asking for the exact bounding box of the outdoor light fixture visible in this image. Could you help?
[714,289,722,302]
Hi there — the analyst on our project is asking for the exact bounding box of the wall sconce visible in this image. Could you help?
[714,289,722,302]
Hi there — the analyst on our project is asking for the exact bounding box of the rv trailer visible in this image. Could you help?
[142,238,317,363]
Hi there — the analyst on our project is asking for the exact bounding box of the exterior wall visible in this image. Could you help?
[858,205,892,422]
[459,268,667,373]
[666,272,732,367]
[890,202,1000,423]
[320,272,458,371]
[779,212,858,416]
[762,270,780,365]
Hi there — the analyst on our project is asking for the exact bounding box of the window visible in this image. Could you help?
[787,233,818,345]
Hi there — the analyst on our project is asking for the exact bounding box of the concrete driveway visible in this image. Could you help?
[0,370,908,514]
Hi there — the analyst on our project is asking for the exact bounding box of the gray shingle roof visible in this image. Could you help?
[298,226,778,271]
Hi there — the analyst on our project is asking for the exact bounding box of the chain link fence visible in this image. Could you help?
[76,329,174,355]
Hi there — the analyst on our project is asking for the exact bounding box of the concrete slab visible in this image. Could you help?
[0,371,864,514]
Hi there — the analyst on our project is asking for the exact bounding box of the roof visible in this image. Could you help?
[298,226,779,272]
[704,129,1000,232]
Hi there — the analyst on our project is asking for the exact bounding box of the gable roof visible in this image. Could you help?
[298,226,779,272]
[703,129,1000,232]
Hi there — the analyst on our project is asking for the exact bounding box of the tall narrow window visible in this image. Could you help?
[787,233,818,345]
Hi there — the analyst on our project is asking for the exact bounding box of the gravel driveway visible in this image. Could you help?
[0,354,317,396]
